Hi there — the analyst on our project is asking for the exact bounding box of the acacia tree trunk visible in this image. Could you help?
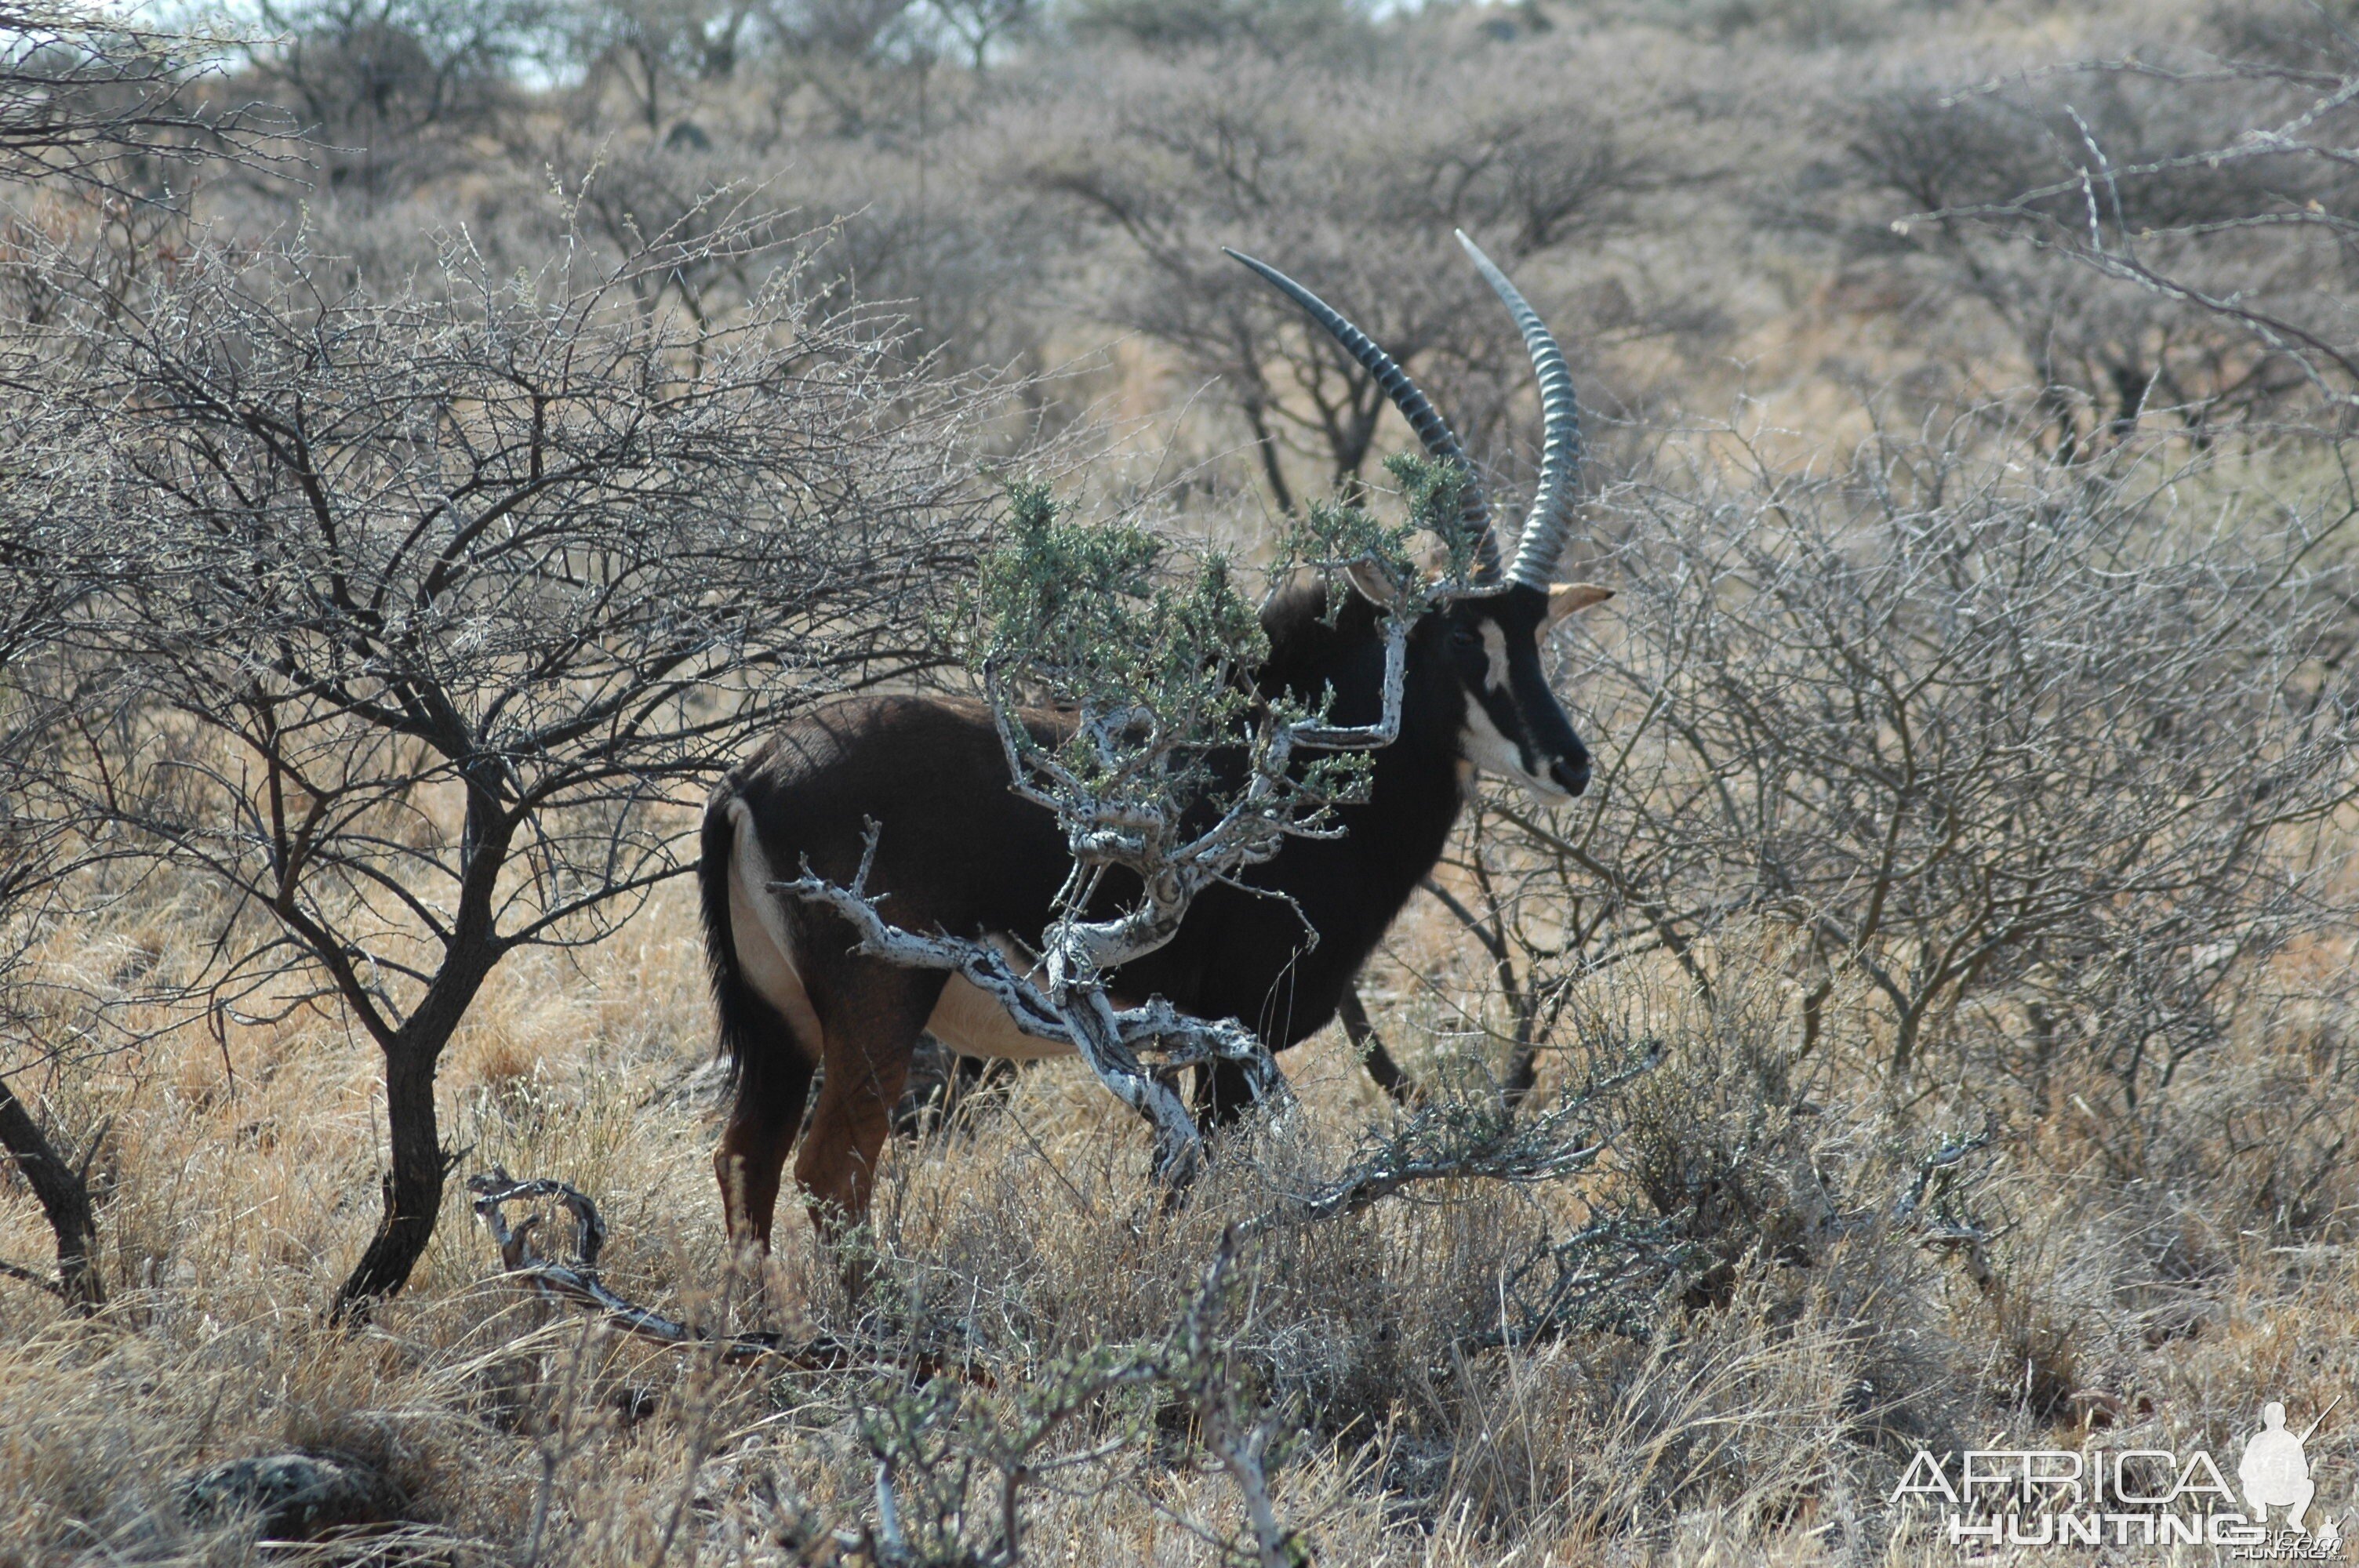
[0,1070,104,1310]
[333,1039,453,1316]
[1241,396,1296,517]
[1891,1000,1928,1076]
[330,790,511,1319]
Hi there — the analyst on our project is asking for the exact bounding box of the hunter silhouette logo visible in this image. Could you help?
[2242,1403,2319,1530]
[1890,1393,2349,1555]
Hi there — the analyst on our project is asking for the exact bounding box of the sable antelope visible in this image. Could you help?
[700,233,1610,1247]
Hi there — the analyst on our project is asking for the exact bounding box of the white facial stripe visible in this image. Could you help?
[1462,696,1525,775]
[1459,673,1572,801]
[1480,621,1509,694]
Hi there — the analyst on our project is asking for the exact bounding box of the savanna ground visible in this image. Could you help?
[7,822,2357,1565]
[5,0,2359,1561]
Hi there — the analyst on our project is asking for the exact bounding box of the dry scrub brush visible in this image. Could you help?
[0,0,296,1323]
[0,1,285,194]
[1343,411,2359,1166]
[1003,36,1689,510]
[1525,416,2359,1091]
[0,365,129,1310]
[0,921,2081,1566]
[1781,0,2359,448]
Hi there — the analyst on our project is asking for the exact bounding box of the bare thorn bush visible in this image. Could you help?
[3,198,997,1311]
[1562,419,2359,1089]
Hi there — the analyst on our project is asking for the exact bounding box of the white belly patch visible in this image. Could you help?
[927,970,1078,1062]
[926,934,1074,1062]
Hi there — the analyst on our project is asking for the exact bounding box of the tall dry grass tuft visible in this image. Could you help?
[6,841,2359,1563]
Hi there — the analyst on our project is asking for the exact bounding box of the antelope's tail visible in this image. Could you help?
[698,792,806,1104]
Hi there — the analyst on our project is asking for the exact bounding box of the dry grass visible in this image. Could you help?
[4,858,2355,1566]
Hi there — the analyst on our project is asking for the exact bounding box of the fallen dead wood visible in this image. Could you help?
[466,1169,977,1381]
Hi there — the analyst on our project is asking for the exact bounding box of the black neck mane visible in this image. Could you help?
[1256,579,1460,764]
[1241,579,1470,985]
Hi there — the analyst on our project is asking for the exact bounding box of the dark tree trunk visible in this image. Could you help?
[0,1069,104,1310]
[1797,977,1832,1061]
[330,786,511,1319]
[1500,1032,1541,1111]
[1330,371,1385,497]
[2026,1001,2057,1120]
[1891,1002,1926,1076]
[332,1038,451,1317]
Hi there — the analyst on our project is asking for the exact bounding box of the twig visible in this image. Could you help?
[1239,1043,1661,1238]
[0,1257,62,1297]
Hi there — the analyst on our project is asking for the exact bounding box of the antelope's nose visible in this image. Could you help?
[1550,756,1590,797]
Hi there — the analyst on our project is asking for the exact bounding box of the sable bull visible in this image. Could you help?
[700,234,1608,1246]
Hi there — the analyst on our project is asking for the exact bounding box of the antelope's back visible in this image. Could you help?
[710,694,1073,946]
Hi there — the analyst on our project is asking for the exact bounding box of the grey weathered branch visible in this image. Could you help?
[1888,1125,1998,1229]
[783,597,1412,1189]
[781,829,1285,1190]
[0,1256,62,1296]
[469,1171,990,1383]
[470,1170,784,1362]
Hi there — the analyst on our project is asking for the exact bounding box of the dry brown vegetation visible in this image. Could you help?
[5,0,2359,1563]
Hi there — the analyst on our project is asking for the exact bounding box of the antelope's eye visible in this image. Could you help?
[1452,622,1481,649]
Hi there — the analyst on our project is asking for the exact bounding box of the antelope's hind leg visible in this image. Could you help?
[710,808,827,1252]
[715,1036,817,1253]
[794,961,943,1243]
[1191,1057,1265,1132]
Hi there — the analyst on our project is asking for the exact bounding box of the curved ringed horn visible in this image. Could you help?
[1223,246,1499,581]
[1455,230,1584,590]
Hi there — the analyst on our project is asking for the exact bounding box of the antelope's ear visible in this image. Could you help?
[1343,557,1408,609]
[1547,583,1614,623]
